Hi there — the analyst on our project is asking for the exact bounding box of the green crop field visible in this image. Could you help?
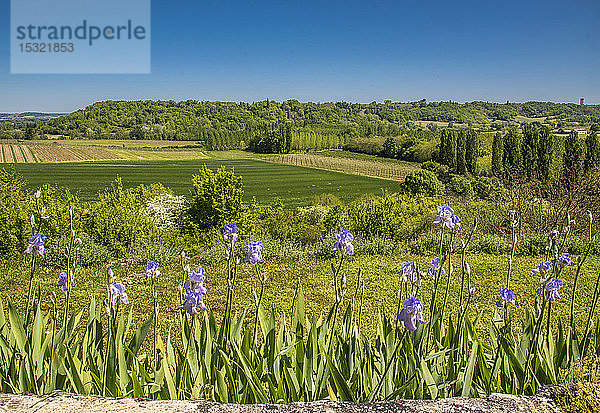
[11,158,404,206]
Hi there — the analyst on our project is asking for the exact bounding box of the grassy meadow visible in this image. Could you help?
[3,251,599,346]
[12,157,404,205]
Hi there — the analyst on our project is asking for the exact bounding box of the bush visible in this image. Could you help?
[403,169,445,196]
[84,177,168,256]
[0,169,30,256]
[188,165,244,231]
[311,193,342,207]
[471,176,505,200]
[346,192,437,240]
[145,193,189,230]
[447,175,474,199]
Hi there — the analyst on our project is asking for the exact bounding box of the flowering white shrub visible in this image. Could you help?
[144,193,188,230]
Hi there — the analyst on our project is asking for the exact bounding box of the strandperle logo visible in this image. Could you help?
[15,20,148,46]
[11,0,150,74]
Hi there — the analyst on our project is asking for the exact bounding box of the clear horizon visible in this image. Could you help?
[1,0,598,112]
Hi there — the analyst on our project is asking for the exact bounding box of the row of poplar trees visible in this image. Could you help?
[491,124,600,186]
[439,129,480,175]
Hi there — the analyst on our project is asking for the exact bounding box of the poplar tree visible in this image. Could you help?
[502,129,522,172]
[456,130,467,175]
[465,129,479,174]
[564,130,584,184]
[537,125,554,182]
[491,132,504,176]
[585,130,599,172]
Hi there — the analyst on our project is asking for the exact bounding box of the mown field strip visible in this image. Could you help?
[0,145,4,163]
[11,145,25,162]
[258,153,419,181]
[3,145,13,163]
[21,146,35,162]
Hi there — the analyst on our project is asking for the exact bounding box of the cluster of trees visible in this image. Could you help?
[438,129,480,175]
[8,99,596,143]
[491,124,600,186]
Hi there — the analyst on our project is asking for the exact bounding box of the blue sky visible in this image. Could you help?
[1,0,599,112]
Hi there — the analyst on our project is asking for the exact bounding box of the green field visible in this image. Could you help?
[12,158,404,206]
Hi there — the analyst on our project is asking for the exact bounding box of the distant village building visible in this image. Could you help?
[575,128,587,135]
[580,98,584,106]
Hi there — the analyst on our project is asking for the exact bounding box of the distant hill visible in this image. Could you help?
[5,100,600,141]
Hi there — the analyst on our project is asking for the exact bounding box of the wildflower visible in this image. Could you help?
[223,222,239,243]
[496,288,519,309]
[110,282,129,305]
[428,257,442,277]
[433,206,461,231]
[24,233,45,257]
[557,253,576,267]
[508,210,516,221]
[530,261,552,278]
[180,290,207,316]
[550,229,559,238]
[399,261,417,283]
[57,272,73,293]
[397,296,427,331]
[34,188,41,199]
[333,230,354,255]
[537,278,563,301]
[107,267,114,281]
[146,261,160,279]
[184,268,207,295]
[245,241,264,265]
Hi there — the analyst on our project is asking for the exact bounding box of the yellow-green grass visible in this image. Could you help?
[2,253,599,348]
[39,138,201,148]
[107,148,209,161]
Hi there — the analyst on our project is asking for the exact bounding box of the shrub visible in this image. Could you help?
[188,165,244,231]
[0,169,30,256]
[84,177,167,256]
[145,193,189,230]
[311,193,342,207]
[447,175,474,199]
[471,176,505,200]
[403,169,445,196]
[346,192,437,240]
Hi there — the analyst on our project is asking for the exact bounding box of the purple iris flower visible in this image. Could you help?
[433,206,461,231]
[428,257,442,277]
[110,282,129,305]
[496,288,519,309]
[180,290,207,316]
[530,261,552,278]
[333,230,355,255]
[399,261,417,282]
[397,296,427,331]
[557,253,575,267]
[223,223,239,243]
[57,272,74,293]
[24,233,46,257]
[184,268,207,295]
[146,261,160,280]
[537,278,564,301]
[245,241,264,265]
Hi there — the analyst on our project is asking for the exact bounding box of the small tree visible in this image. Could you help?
[188,165,244,231]
[585,130,599,172]
[564,130,584,185]
[456,130,467,175]
[491,132,504,176]
[381,136,398,158]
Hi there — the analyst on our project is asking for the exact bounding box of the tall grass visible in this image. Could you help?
[0,196,598,402]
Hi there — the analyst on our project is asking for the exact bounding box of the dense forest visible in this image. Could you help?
[2,100,599,144]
